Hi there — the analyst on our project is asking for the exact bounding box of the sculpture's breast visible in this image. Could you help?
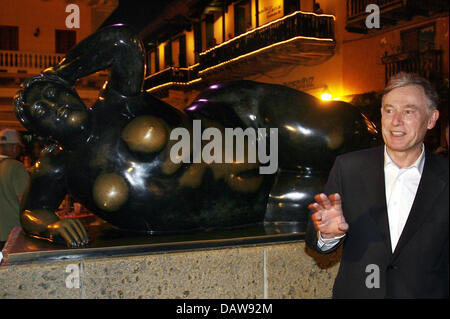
[66,115,168,206]
[64,112,273,233]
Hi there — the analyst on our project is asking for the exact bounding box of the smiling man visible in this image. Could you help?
[306,72,449,298]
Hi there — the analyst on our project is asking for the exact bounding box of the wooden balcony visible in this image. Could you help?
[382,49,443,84]
[198,11,336,81]
[144,10,336,93]
[346,0,449,33]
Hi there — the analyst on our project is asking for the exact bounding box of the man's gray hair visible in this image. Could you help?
[382,72,439,111]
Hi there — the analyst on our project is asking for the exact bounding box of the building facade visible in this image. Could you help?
[0,0,448,147]
[139,0,448,147]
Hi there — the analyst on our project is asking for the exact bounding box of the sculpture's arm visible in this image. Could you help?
[20,146,89,247]
[45,25,145,96]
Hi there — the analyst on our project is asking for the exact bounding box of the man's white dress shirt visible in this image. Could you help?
[317,145,425,252]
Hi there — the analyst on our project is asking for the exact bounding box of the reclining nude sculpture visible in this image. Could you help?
[14,25,378,247]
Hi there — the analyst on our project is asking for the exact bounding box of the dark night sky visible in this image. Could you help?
[100,0,174,31]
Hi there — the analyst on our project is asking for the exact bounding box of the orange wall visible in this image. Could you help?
[251,3,450,99]
[250,0,348,100]
[342,34,388,95]
[0,0,92,53]
[342,15,450,95]
[145,0,448,103]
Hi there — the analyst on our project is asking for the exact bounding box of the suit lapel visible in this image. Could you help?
[392,150,447,259]
[363,146,393,255]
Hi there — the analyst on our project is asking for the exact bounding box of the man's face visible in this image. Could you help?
[381,84,439,155]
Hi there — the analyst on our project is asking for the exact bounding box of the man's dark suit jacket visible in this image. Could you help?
[306,146,449,298]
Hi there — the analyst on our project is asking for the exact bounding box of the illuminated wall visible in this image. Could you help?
[186,29,196,66]
[213,14,224,44]
[250,0,449,100]
[249,0,346,101]
[258,0,283,25]
[146,0,449,105]
[158,44,165,69]
[0,0,93,53]
[342,15,450,96]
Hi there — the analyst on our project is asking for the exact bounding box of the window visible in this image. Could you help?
[234,0,252,36]
[205,14,215,49]
[178,35,187,68]
[193,22,202,63]
[55,29,76,53]
[164,41,172,68]
[0,26,19,50]
[154,48,159,72]
[146,51,152,75]
[401,24,435,53]
[284,0,299,15]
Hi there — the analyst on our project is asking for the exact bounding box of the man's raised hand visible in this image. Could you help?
[308,193,348,238]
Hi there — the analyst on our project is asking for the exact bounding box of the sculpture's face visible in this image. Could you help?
[23,81,90,141]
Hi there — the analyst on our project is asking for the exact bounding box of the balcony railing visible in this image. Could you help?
[346,0,449,33]
[0,49,108,94]
[382,49,443,84]
[199,10,335,73]
[347,0,448,19]
[348,0,400,19]
[144,64,201,92]
[0,50,64,72]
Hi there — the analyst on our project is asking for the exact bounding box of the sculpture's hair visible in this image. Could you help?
[14,72,77,132]
[382,72,439,112]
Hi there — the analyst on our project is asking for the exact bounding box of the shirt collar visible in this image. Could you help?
[384,144,425,174]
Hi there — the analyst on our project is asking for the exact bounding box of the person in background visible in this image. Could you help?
[0,129,30,250]
[313,2,324,14]
[306,72,448,298]
[435,120,449,158]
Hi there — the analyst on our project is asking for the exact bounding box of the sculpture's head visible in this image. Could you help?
[14,73,90,145]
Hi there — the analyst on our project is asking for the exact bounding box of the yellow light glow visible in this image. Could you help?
[321,92,332,101]
[145,78,203,93]
[144,64,199,81]
[284,125,296,132]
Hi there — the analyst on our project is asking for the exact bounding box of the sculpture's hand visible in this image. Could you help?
[308,193,348,238]
[47,219,89,248]
[21,209,89,248]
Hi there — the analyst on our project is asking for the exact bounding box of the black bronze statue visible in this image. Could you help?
[14,25,378,247]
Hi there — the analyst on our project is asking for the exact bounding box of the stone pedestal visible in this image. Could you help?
[0,225,341,299]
